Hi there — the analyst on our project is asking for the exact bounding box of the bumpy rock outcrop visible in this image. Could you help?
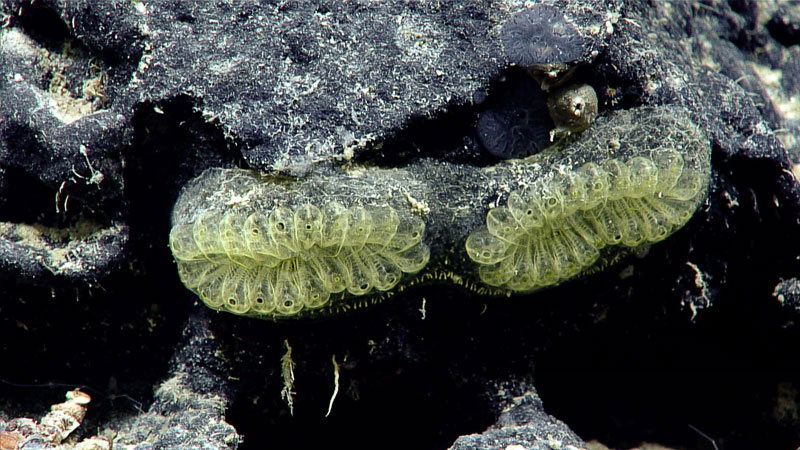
[1,1,799,449]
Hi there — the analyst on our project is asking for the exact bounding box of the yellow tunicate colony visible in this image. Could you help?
[170,203,429,318]
[465,149,708,291]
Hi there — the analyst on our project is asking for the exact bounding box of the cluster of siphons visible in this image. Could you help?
[169,204,429,316]
[465,150,706,291]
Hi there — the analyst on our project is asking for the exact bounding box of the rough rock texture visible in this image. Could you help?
[1,0,800,450]
[774,277,800,313]
[131,0,509,175]
[449,387,586,450]
[110,312,240,450]
[0,313,239,450]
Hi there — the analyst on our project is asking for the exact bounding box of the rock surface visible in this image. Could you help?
[448,386,586,450]
[1,0,799,449]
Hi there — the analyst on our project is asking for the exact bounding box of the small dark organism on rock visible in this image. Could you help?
[502,5,584,67]
[477,79,553,159]
[501,5,588,89]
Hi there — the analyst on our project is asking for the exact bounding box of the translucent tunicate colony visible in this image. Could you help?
[170,197,429,318]
[170,105,711,317]
[465,106,711,292]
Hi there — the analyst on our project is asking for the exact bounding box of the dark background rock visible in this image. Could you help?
[129,0,507,176]
[449,386,585,450]
[0,1,799,450]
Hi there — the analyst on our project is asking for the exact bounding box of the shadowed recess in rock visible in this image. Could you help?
[477,78,553,159]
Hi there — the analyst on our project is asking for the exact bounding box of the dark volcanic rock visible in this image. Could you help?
[131,0,507,175]
[1,0,800,450]
[449,386,585,450]
[111,312,241,450]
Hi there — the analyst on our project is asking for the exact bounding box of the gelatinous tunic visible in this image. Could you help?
[170,105,711,318]
[466,106,710,291]
[170,174,429,318]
